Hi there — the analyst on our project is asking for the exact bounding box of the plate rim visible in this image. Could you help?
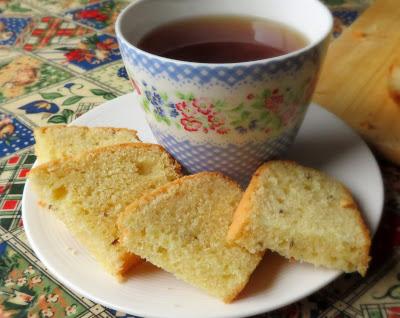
[22,94,384,318]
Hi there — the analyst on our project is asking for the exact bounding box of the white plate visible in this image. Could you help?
[22,94,384,318]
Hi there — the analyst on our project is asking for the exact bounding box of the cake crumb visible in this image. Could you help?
[67,247,77,255]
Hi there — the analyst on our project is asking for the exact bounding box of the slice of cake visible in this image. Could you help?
[227,161,371,276]
[118,172,263,302]
[29,143,181,280]
[34,125,141,164]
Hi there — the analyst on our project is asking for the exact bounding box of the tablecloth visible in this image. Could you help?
[1,0,399,317]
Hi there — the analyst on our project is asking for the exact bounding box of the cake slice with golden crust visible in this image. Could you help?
[119,172,263,302]
[34,125,141,164]
[227,161,371,276]
[29,143,182,280]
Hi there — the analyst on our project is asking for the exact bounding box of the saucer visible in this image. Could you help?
[22,93,383,318]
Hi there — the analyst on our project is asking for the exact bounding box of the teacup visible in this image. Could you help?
[116,0,333,183]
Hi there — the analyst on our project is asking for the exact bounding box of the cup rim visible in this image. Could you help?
[115,0,333,67]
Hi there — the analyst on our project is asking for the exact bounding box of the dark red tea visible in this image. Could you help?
[137,15,308,63]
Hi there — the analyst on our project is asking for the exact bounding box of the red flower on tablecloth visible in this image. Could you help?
[387,306,400,318]
[65,49,91,63]
[59,34,120,67]
[76,9,108,22]
[181,117,202,132]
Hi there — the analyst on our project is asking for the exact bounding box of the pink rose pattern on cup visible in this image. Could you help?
[133,77,316,136]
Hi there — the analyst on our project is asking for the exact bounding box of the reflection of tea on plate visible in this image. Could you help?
[137,15,308,63]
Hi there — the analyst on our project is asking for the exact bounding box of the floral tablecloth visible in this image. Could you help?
[0,0,399,317]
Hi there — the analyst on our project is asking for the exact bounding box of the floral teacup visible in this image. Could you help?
[116,0,333,183]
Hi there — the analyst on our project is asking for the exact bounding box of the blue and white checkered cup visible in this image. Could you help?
[116,0,333,183]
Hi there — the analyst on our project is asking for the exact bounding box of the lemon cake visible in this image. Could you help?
[227,161,371,276]
[118,172,263,302]
[34,125,141,163]
[29,143,181,279]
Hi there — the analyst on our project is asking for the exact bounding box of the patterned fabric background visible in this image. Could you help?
[0,0,398,317]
